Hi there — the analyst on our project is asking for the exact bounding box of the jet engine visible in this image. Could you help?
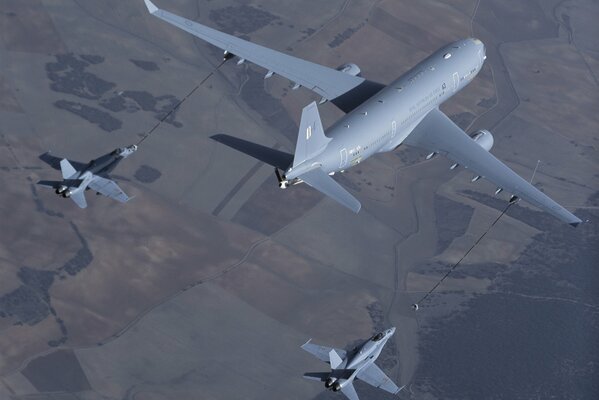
[337,63,361,77]
[325,378,336,388]
[470,129,494,151]
[332,381,342,392]
[63,190,73,198]
[55,185,68,195]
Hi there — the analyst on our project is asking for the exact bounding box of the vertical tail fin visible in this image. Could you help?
[60,159,77,179]
[293,102,331,168]
[329,349,343,369]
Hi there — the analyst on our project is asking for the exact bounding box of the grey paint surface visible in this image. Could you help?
[0,1,596,399]
[145,0,580,226]
[302,327,402,399]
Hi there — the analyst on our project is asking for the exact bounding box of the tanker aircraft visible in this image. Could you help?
[144,0,580,226]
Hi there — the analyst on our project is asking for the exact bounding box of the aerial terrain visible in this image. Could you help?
[0,0,597,399]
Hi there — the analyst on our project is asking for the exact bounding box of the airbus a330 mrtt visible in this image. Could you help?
[144,0,580,226]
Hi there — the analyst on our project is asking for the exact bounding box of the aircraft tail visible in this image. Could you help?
[60,159,77,179]
[329,349,343,369]
[341,381,360,400]
[37,180,63,190]
[303,372,329,382]
[299,168,361,213]
[292,102,331,168]
[69,190,88,209]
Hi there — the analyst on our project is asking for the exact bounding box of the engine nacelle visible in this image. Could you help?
[470,129,494,151]
[55,185,68,195]
[332,381,342,392]
[337,63,361,77]
[63,190,73,198]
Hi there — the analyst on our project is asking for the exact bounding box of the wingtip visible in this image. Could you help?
[570,221,581,228]
[144,0,158,14]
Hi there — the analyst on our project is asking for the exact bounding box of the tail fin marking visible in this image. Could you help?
[293,102,330,168]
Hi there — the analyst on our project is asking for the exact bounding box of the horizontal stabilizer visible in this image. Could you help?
[210,134,293,170]
[341,382,360,400]
[300,168,361,213]
[303,372,329,382]
[37,180,63,189]
[70,191,87,209]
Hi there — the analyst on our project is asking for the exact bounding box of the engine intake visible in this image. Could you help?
[337,63,361,77]
[470,129,494,151]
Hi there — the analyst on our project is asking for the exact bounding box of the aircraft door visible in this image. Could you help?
[340,148,348,169]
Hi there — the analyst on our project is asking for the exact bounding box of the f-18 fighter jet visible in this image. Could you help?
[144,0,580,226]
[37,145,137,208]
[302,328,403,400]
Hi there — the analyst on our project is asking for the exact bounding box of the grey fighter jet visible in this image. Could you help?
[302,328,403,400]
[37,145,137,208]
[144,0,581,226]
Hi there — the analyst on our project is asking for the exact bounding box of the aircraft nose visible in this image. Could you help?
[389,327,396,335]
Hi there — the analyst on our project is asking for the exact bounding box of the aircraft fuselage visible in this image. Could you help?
[286,38,486,180]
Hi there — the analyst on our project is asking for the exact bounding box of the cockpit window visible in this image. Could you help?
[372,332,384,341]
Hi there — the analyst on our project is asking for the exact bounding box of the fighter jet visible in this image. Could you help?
[37,145,137,208]
[302,328,403,400]
[144,0,581,226]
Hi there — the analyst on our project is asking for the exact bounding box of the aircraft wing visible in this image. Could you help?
[88,176,130,203]
[39,152,86,171]
[404,109,581,226]
[143,0,365,101]
[301,339,346,363]
[356,364,402,395]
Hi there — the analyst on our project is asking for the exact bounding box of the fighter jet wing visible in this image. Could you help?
[143,0,365,101]
[356,364,402,395]
[39,152,86,171]
[404,109,581,226]
[88,176,130,203]
[301,339,346,363]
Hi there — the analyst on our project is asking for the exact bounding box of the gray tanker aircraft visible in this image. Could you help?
[145,0,580,226]
[302,328,403,400]
[38,145,137,208]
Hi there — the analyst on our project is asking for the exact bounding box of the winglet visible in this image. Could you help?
[144,0,158,14]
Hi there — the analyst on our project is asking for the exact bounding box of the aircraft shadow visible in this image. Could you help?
[210,134,293,170]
